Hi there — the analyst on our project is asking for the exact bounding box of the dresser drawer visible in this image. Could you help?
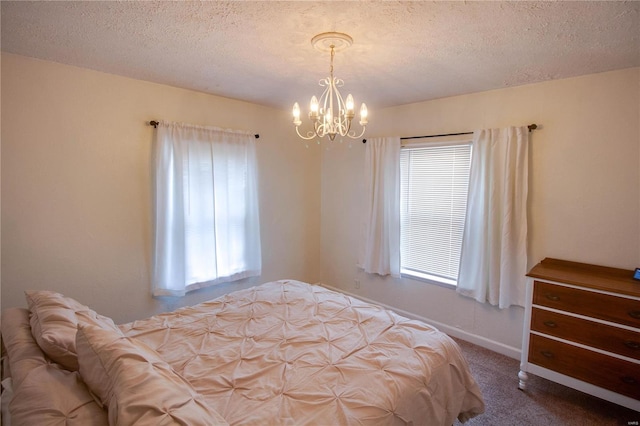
[533,281,640,328]
[531,308,640,360]
[528,334,640,400]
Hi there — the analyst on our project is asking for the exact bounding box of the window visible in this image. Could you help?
[400,141,471,286]
[153,122,261,296]
[181,139,256,285]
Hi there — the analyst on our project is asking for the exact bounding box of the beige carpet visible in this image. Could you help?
[452,337,639,425]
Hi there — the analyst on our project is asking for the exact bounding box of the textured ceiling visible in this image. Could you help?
[2,1,639,110]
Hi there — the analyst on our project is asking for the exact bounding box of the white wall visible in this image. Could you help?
[1,53,321,323]
[320,68,640,356]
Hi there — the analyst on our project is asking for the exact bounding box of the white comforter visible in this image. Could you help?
[119,280,485,425]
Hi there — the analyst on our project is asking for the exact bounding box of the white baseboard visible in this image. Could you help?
[317,282,522,361]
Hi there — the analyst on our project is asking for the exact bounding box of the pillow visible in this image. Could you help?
[26,290,120,371]
[2,307,108,425]
[76,324,228,426]
[10,364,109,426]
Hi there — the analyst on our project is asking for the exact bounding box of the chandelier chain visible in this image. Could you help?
[330,46,335,80]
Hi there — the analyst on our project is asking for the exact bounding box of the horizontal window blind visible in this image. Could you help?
[400,143,471,282]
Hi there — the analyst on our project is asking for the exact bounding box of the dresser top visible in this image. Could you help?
[527,258,640,298]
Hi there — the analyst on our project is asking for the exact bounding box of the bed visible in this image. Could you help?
[1,279,485,425]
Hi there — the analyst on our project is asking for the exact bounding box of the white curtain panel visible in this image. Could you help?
[457,126,529,308]
[153,121,261,296]
[358,137,401,277]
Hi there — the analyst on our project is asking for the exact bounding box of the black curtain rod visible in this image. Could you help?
[149,120,260,139]
[362,124,538,143]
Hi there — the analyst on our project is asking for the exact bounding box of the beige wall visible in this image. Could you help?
[1,53,321,323]
[320,68,640,356]
[3,52,639,357]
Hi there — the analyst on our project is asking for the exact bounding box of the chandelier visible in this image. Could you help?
[292,32,368,142]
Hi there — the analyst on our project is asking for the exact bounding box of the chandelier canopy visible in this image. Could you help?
[293,32,367,142]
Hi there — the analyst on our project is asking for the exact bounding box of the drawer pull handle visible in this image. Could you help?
[629,310,640,320]
[621,376,637,385]
[543,321,557,328]
[624,340,640,350]
[541,351,554,358]
[545,294,560,302]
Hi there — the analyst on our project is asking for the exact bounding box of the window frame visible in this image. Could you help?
[399,138,472,288]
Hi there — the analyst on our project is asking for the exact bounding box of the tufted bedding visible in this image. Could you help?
[1,280,485,425]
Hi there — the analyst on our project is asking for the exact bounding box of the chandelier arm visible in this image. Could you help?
[344,119,352,136]
[334,86,348,136]
[314,119,326,138]
[331,115,348,137]
[345,126,367,140]
[318,79,331,135]
[295,126,317,140]
[334,82,347,112]
[316,122,334,140]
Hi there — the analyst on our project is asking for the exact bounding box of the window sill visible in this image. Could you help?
[400,269,457,290]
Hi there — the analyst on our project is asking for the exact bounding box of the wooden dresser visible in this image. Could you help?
[519,258,640,411]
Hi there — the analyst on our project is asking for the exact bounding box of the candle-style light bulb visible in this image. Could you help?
[293,102,301,123]
[360,103,368,125]
[345,94,354,113]
[310,96,319,117]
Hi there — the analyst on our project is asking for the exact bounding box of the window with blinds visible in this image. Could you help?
[400,142,472,286]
